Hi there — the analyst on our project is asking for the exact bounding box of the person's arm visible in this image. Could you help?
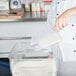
[55,7,76,31]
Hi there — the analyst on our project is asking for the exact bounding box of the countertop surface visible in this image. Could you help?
[58,62,76,76]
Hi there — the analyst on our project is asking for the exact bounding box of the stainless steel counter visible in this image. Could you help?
[58,62,76,76]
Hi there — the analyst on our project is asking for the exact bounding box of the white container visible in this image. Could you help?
[0,0,9,10]
[36,3,40,12]
[9,42,57,76]
[31,2,37,12]
[25,3,30,11]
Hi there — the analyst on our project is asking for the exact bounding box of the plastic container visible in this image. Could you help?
[9,42,58,76]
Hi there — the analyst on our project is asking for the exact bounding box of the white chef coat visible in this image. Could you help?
[47,0,76,61]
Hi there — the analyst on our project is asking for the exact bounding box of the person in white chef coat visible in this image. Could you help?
[47,0,76,61]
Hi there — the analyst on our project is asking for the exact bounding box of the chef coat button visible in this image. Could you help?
[72,38,75,40]
[72,24,74,26]
[74,50,76,52]
[57,13,59,16]
[57,2,60,4]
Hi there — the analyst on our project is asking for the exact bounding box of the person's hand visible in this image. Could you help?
[55,10,70,31]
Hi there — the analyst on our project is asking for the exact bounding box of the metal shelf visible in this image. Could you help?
[0,12,47,22]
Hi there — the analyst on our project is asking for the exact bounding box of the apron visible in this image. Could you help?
[47,0,76,61]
